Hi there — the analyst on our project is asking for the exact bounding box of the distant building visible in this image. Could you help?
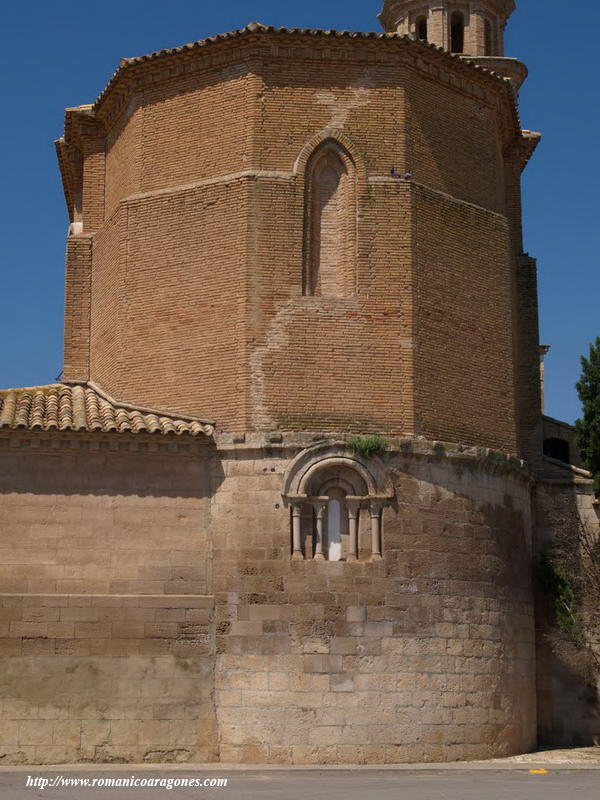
[0,0,597,766]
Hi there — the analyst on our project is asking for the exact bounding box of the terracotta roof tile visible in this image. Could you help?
[0,383,214,438]
[92,22,514,115]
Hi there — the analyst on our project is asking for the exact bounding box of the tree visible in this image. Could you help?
[576,337,600,497]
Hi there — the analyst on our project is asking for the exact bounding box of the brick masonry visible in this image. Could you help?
[2,10,597,769]
[57,26,539,453]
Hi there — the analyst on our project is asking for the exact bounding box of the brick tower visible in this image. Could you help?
[6,1,596,769]
[379,0,528,86]
[58,5,540,458]
[380,0,515,54]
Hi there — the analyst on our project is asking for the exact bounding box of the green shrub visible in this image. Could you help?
[346,434,387,460]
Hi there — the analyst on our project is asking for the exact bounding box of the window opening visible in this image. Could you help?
[484,18,494,55]
[543,438,571,464]
[451,11,465,53]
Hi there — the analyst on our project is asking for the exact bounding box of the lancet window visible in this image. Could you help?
[303,140,356,298]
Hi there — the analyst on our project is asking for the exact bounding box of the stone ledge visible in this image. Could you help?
[215,433,531,482]
[0,432,208,456]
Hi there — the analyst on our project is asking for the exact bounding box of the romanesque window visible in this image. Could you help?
[283,446,394,564]
[450,11,465,53]
[416,16,428,42]
[303,141,356,298]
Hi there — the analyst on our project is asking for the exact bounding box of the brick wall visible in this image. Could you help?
[59,33,532,452]
[408,68,504,213]
[104,100,140,221]
[91,181,250,426]
[63,236,92,383]
[413,184,518,452]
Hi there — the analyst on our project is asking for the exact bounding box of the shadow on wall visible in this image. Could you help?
[535,479,600,747]
[0,438,225,500]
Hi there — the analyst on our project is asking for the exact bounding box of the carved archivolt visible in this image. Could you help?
[282,442,394,562]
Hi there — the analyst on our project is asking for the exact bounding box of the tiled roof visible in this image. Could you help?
[92,21,515,113]
[0,383,214,438]
[118,21,510,74]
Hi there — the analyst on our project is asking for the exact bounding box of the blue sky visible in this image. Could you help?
[0,0,598,424]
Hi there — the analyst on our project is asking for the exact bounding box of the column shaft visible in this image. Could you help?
[291,504,304,561]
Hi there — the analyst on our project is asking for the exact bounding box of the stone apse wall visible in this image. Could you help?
[0,431,537,764]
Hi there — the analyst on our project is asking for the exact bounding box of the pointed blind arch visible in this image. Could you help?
[303,140,357,298]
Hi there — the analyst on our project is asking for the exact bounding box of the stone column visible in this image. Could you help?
[369,501,384,562]
[314,502,327,561]
[291,502,304,561]
[346,499,361,562]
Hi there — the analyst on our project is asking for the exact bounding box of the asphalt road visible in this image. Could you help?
[0,769,598,800]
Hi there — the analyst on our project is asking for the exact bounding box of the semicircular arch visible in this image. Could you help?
[282,442,394,500]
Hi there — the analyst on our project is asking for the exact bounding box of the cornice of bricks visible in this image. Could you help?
[69,25,521,144]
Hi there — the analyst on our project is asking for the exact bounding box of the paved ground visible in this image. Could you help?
[2,751,599,800]
[1,766,599,800]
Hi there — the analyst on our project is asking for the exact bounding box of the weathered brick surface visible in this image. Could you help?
[414,185,517,451]
[59,29,535,452]
[0,11,564,768]
[91,183,250,426]
[0,436,216,765]
[62,236,92,383]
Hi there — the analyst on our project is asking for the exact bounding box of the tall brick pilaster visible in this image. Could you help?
[63,235,92,382]
[81,133,106,233]
[505,140,543,464]
[515,254,543,464]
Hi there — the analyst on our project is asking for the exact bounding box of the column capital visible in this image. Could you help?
[369,499,385,517]
[346,497,362,517]
[287,495,307,507]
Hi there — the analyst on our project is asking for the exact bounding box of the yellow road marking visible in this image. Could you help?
[529,769,550,774]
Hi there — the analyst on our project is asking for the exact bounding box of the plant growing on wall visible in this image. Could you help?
[576,337,600,498]
[538,516,600,684]
[346,434,388,460]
